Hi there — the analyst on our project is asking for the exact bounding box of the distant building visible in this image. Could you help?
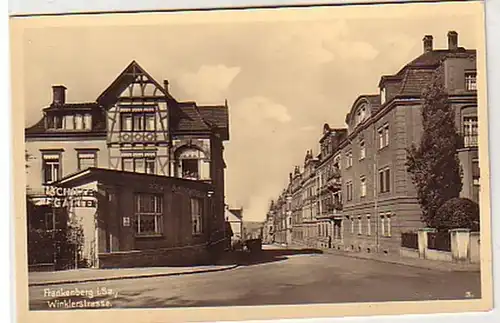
[242,221,264,240]
[225,206,243,242]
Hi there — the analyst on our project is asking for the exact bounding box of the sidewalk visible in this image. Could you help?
[283,244,480,272]
[28,264,238,287]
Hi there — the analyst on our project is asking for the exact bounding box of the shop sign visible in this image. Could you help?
[44,186,97,208]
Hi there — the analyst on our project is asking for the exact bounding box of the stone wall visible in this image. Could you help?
[98,244,211,269]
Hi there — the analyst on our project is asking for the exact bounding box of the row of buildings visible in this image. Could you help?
[263,31,480,254]
[25,61,231,268]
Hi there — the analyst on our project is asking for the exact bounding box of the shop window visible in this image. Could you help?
[134,193,163,236]
[191,198,203,235]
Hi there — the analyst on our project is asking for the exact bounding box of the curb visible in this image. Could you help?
[28,264,239,287]
[334,251,480,272]
[288,245,480,273]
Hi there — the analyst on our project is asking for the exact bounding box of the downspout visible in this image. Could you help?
[164,80,173,177]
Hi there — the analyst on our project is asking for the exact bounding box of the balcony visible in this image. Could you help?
[460,134,478,149]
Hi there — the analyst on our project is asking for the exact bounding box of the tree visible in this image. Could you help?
[434,197,479,231]
[406,66,463,228]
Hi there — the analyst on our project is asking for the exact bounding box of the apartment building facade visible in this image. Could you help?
[340,31,478,254]
[269,31,479,255]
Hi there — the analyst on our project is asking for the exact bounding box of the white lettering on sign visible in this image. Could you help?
[44,186,96,198]
[45,198,97,208]
[44,186,97,208]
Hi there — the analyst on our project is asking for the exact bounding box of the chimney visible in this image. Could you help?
[163,80,170,94]
[448,31,458,51]
[423,35,433,53]
[52,85,67,105]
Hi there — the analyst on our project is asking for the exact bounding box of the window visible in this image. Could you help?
[465,71,477,91]
[77,151,97,170]
[380,87,386,105]
[463,116,478,147]
[380,215,386,237]
[357,216,362,235]
[145,113,155,131]
[191,198,203,235]
[356,106,367,125]
[378,124,389,149]
[182,159,199,179]
[74,114,83,130]
[359,140,366,160]
[386,214,392,237]
[122,157,156,174]
[84,114,92,130]
[121,113,133,131]
[134,193,163,236]
[472,159,480,202]
[133,114,145,131]
[350,217,354,234]
[345,151,353,168]
[42,152,61,183]
[366,215,371,236]
[360,176,367,197]
[121,112,156,131]
[379,168,391,193]
[65,115,74,130]
[346,181,353,201]
[47,115,63,129]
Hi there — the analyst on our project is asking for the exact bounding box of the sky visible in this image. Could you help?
[21,4,482,222]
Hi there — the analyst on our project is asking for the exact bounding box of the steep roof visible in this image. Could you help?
[96,60,173,105]
[25,60,230,140]
[379,48,476,90]
[173,102,229,140]
[225,208,243,222]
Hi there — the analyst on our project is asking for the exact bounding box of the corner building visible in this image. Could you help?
[25,61,230,267]
[340,31,479,254]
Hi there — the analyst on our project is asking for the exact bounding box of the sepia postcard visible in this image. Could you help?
[10,0,493,322]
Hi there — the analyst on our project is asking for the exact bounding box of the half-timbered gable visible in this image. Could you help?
[97,61,172,175]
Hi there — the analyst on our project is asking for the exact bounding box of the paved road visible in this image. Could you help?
[29,249,481,310]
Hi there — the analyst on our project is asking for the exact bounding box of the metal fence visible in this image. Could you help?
[427,231,451,252]
[401,232,419,249]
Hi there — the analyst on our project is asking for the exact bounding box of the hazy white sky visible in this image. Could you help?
[22,5,481,222]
